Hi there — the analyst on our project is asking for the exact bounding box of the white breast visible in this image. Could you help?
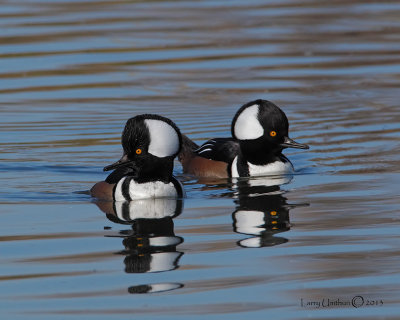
[231,156,293,178]
[248,160,293,176]
[114,177,178,201]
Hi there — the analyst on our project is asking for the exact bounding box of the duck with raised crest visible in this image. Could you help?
[91,114,184,201]
[179,99,309,178]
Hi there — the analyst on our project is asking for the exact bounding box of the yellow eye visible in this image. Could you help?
[270,211,277,216]
[270,131,277,137]
[136,148,142,155]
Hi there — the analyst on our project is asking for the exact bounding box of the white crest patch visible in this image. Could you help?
[233,104,264,140]
[145,119,179,157]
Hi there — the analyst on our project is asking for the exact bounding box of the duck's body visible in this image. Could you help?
[114,176,184,201]
[230,154,293,178]
[91,114,184,201]
[179,135,231,178]
[179,99,309,178]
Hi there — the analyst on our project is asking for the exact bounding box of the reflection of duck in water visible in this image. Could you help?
[96,197,184,293]
[232,177,305,248]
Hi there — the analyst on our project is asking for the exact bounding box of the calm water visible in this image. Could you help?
[1,0,400,319]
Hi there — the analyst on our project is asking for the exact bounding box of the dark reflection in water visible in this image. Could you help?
[128,282,184,295]
[191,174,308,248]
[95,198,184,294]
[232,176,308,248]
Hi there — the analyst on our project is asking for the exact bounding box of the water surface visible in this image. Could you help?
[1,0,400,319]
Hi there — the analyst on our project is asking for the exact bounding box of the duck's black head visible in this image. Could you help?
[104,114,182,183]
[231,99,309,165]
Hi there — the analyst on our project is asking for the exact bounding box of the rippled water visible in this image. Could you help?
[1,1,400,319]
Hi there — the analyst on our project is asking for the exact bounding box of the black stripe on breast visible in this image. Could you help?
[171,176,184,198]
[280,154,292,165]
[237,156,250,177]
[112,183,118,201]
[121,177,132,201]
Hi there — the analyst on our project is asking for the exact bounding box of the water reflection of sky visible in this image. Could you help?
[1,0,400,318]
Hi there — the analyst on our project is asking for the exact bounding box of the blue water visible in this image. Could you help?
[1,0,400,319]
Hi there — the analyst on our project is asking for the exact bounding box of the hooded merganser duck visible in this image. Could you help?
[179,99,309,178]
[91,114,184,201]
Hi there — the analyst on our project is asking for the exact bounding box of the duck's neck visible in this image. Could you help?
[239,141,283,166]
[134,160,174,184]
